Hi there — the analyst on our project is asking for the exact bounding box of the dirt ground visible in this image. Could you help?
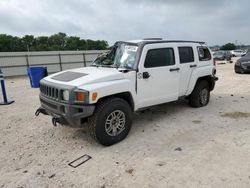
[1,58,250,188]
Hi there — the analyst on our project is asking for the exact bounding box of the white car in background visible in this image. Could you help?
[231,50,247,57]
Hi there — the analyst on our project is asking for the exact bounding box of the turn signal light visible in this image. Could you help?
[92,92,98,101]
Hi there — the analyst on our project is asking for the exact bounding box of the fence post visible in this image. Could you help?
[83,53,86,67]
[25,54,30,68]
[58,53,62,71]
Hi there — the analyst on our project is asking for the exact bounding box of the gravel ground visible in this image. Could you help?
[0,58,250,188]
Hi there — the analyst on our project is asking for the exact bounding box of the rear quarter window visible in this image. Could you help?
[197,46,211,61]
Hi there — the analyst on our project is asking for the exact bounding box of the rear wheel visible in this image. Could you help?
[88,97,132,146]
[189,80,210,108]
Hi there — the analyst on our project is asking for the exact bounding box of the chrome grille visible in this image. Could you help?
[40,83,60,100]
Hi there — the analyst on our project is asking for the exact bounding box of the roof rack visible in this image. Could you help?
[143,38,163,40]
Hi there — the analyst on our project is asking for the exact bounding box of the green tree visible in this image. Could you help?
[65,36,81,50]
[0,33,109,51]
[34,36,49,51]
[22,35,35,51]
[48,32,67,50]
[0,34,24,52]
[220,43,236,50]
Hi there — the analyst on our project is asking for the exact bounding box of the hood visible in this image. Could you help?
[237,53,250,63]
[44,67,125,87]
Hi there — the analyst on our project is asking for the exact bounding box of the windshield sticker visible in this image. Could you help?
[125,45,138,52]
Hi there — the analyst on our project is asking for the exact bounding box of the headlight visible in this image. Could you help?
[62,90,69,101]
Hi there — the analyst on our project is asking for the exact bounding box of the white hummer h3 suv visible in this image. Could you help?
[36,39,218,146]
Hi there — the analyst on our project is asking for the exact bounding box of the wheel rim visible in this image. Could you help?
[105,110,126,136]
[200,88,209,105]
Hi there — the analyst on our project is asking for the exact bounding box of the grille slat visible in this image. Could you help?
[40,83,60,100]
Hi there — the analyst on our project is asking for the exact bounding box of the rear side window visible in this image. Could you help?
[197,47,211,61]
[144,48,175,68]
[178,47,194,63]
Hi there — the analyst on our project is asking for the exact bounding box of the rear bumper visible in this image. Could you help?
[209,75,218,91]
[39,95,95,127]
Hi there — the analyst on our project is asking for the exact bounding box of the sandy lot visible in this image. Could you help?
[1,58,250,188]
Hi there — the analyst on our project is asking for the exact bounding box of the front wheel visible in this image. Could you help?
[189,80,210,108]
[88,98,132,146]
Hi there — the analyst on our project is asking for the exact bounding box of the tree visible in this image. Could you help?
[65,36,81,50]
[34,36,49,51]
[48,32,67,50]
[22,35,35,51]
[0,33,109,52]
[220,43,236,50]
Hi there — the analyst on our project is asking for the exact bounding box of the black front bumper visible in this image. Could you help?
[39,95,95,127]
[235,64,250,73]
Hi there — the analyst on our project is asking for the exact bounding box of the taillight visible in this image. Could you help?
[213,58,216,66]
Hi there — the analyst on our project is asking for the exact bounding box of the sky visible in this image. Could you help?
[0,0,249,46]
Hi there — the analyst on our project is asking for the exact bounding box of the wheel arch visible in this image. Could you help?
[96,92,135,111]
[196,76,215,91]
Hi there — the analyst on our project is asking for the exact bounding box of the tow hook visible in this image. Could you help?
[52,117,62,126]
[35,107,48,116]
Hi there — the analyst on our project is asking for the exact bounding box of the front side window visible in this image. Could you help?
[178,47,194,63]
[197,46,211,61]
[144,48,175,68]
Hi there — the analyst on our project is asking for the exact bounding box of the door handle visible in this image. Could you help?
[142,72,151,79]
[190,64,197,68]
[169,68,180,72]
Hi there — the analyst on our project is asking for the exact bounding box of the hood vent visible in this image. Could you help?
[52,71,88,82]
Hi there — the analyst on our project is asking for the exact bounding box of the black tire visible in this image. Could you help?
[88,97,132,146]
[189,80,210,108]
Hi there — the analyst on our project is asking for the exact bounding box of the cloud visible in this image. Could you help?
[0,0,249,45]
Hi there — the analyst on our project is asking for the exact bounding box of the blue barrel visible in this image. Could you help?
[27,67,47,88]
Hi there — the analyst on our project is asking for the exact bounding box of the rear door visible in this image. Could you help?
[136,43,180,108]
[178,45,197,96]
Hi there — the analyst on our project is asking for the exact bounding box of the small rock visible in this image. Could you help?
[115,162,119,165]
[175,147,182,151]
[48,174,55,179]
[231,94,234,96]
[156,162,166,167]
[115,150,119,153]
[125,168,134,175]
[23,170,28,173]
[37,172,41,175]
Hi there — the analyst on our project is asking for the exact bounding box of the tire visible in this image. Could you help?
[88,97,133,146]
[189,80,210,108]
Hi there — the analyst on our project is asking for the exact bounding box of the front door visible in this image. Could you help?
[137,43,180,109]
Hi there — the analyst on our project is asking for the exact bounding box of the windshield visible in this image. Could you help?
[92,43,138,69]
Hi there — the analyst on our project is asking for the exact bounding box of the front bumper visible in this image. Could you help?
[39,94,95,127]
[235,64,250,73]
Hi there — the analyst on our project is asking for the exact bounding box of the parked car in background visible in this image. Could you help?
[213,50,232,61]
[231,50,247,57]
[235,52,250,73]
